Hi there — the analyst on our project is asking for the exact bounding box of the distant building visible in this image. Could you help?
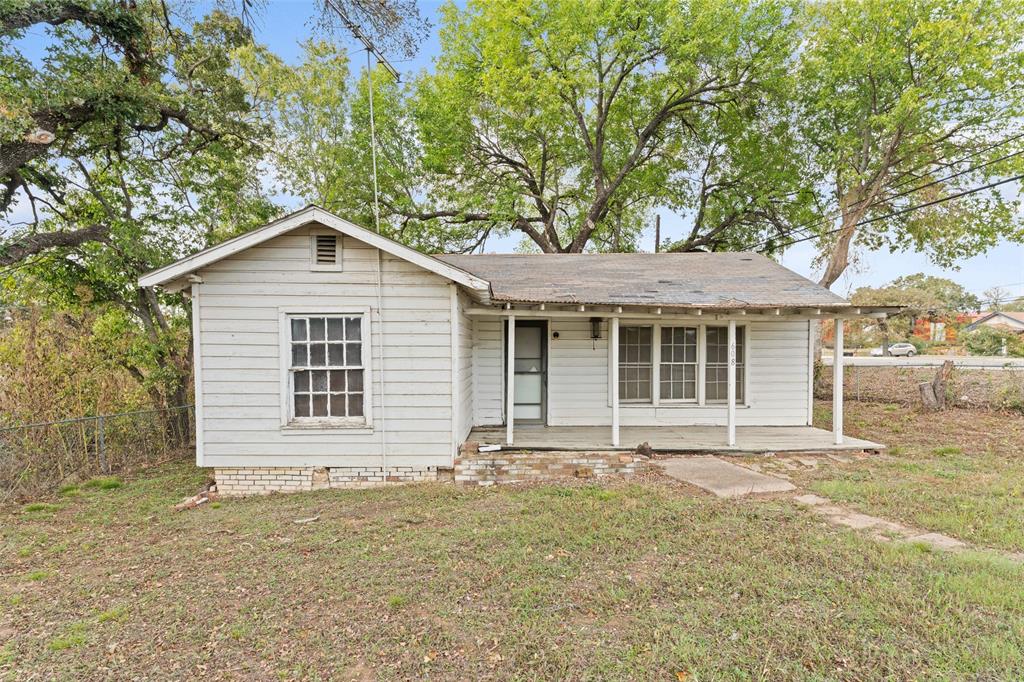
[964,311,1024,335]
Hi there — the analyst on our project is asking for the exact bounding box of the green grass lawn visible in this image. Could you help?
[2,451,1023,680]
[807,401,1024,553]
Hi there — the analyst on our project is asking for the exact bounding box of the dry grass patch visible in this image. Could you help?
[2,460,1023,679]
[800,400,1024,552]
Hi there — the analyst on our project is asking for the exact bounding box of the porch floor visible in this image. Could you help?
[467,425,883,454]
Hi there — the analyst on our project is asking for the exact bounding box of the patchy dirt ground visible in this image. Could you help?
[1,401,1023,680]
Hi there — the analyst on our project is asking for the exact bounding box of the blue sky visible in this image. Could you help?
[19,0,1024,301]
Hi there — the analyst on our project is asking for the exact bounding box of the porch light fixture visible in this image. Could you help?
[590,317,602,340]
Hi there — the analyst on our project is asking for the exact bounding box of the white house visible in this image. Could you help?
[140,206,890,494]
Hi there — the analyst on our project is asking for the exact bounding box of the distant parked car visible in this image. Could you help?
[870,342,917,357]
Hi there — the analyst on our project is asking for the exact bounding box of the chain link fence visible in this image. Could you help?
[0,405,194,502]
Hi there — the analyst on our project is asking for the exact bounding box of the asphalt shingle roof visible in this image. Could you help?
[435,252,851,309]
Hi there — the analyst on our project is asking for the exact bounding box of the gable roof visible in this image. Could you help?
[966,310,1024,329]
[436,252,852,310]
[137,206,491,293]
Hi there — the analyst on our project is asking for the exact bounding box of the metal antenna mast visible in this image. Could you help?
[322,0,402,470]
[322,0,400,234]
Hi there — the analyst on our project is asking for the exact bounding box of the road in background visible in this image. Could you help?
[821,354,1024,370]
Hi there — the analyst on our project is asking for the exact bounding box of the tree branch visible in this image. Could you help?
[0,224,109,266]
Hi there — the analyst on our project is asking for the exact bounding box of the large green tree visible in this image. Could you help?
[254,0,805,253]
[407,0,799,253]
[795,0,1024,288]
[1,1,275,436]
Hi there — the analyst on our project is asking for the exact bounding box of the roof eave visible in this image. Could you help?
[138,205,492,293]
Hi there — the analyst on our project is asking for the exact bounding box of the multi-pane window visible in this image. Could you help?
[289,315,364,420]
[618,326,652,401]
[660,326,697,400]
[705,326,745,402]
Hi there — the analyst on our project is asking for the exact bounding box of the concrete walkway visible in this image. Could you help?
[793,494,972,552]
[661,456,1023,561]
[660,456,796,497]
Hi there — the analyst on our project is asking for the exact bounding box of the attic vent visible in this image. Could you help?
[310,233,342,271]
[315,235,337,263]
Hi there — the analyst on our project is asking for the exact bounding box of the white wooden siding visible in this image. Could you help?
[456,290,475,442]
[197,225,454,468]
[471,317,810,428]
[472,317,504,425]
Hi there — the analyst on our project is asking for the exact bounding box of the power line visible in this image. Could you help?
[323,0,400,81]
[760,172,1024,253]
[756,131,1024,249]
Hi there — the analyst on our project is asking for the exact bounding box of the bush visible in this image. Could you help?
[961,326,1024,357]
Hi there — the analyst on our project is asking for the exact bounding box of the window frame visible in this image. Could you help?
[278,306,372,432]
[309,228,344,272]
[703,324,746,404]
[657,325,699,404]
[611,320,748,408]
[617,325,654,403]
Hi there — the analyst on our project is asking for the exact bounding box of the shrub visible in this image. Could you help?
[961,327,1024,357]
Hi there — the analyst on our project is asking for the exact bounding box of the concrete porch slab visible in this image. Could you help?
[468,424,883,454]
[660,456,796,498]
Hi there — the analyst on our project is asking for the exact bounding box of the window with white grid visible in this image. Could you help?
[705,325,745,402]
[288,315,365,421]
[618,326,653,401]
[660,326,697,400]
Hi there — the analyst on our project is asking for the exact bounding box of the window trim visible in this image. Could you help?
[703,324,746,404]
[657,324,699,404]
[309,228,343,272]
[278,306,373,432]
[617,324,654,403]
[610,320,749,408]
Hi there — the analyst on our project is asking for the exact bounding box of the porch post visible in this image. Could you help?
[833,317,844,444]
[611,317,620,447]
[506,314,515,445]
[727,319,736,447]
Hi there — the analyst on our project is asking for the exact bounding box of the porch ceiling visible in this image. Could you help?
[467,425,884,454]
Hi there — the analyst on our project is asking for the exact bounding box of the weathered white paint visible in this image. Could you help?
[471,318,503,425]
[806,320,815,425]
[727,319,736,447]
[140,205,490,294]
[450,285,458,461]
[506,315,515,445]
[833,317,844,444]
[195,225,456,468]
[191,282,205,466]
[456,290,475,443]
[471,317,810,427]
[611,317,619,447]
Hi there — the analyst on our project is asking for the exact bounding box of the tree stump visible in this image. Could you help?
[918,360,954,410]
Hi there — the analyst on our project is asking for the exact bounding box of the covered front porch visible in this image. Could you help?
[483,308,865,450]
[468,424,884,454]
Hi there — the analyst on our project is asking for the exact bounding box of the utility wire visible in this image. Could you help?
[749,146,1024,253]
[758,172,1024,253]
[758,131,1024,248]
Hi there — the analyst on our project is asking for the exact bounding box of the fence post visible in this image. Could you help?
[97,415,109,474]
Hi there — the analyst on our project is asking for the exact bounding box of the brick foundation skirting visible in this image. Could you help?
[453,442,647,486]
[215,447,647,496]
[214,466,443,497]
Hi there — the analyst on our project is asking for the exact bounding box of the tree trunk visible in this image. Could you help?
[919,360,953,410]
